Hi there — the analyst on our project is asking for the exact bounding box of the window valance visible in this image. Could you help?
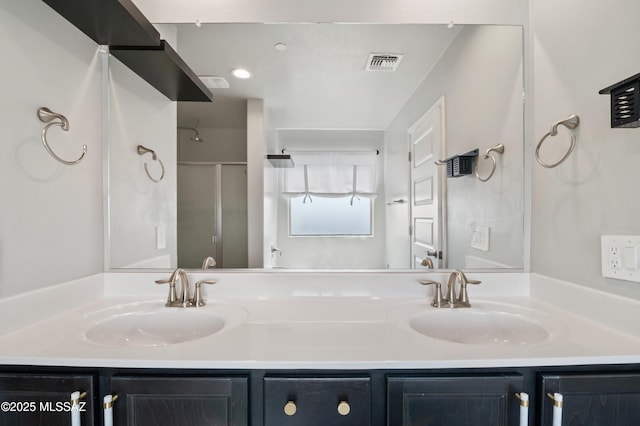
[282,151,378,202]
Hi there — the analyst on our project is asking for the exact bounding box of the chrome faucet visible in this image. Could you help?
[421,270,481,308]
[420,256,434,269]
[201,256,217,269]
[156,269,217,307]
[446,270,481,308]
[155,268,192,307]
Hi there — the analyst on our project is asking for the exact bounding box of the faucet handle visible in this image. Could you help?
[155,278,179,306]
[457,276,481,307]
[420,280,445,308]
[193,280,217,307]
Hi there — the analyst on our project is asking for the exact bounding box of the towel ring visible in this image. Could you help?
[535,114,580,168]
[137,145,165,183]
[475,143,505,182]
[37,107,86,165]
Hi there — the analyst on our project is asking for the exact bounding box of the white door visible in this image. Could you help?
[409,96,446,269]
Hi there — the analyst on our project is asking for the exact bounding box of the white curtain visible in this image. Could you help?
[282,151,378,201]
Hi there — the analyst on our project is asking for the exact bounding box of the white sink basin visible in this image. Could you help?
[410,310,550,346]
[394,301,564,346]
[83,301,246,347]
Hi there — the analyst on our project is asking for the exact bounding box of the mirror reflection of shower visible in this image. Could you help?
[178,120,204,142]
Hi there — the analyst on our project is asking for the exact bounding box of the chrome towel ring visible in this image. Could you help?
[475,143,505,182]
[137,145,165,183]
[37,107,87,165]
[535,114,580,168]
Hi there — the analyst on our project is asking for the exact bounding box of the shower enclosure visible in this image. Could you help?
[177,162,248,268]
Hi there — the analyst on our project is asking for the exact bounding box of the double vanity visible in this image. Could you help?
[1,271,640,425]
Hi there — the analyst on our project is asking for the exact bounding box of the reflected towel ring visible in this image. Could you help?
[137,145,165,183]
[37,107,87,165]
[475,143,504,182]
[535,114,580,168]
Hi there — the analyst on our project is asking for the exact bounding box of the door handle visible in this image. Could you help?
[547,392,563,426]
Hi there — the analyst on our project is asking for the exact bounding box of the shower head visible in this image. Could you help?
[178,126,204,143]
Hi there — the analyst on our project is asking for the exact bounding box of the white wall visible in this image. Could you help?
[247,99,265,268]
[385,25,524,269]
[264,128,279,268]
[177,128,246,162]
[133,0,526,25]
[0,0,104,297]
[107,57,177,269]
[273,130,386,269]
[530,0,640,299]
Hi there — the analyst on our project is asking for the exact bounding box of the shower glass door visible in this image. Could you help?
[177,163,248,268]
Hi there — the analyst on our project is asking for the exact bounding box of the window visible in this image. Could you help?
[289,196,372,236]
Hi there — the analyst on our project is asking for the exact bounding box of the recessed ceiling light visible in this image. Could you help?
[230,68,253,79]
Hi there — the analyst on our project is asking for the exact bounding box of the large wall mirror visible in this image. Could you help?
[107,23,524,271]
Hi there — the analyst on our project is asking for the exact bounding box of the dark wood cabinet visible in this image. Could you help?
[540,373,640,426]
[4,366,640,425]
[110,375,248,426]
[264,376,371,426]
[387,374,524,426]
[0,373,96,426]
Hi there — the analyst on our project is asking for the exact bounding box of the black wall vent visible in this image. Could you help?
[599,72,640,128]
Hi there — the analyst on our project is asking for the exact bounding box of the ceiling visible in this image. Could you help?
[176,23,463,130]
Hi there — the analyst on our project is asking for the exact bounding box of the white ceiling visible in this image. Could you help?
[176,23,463,130]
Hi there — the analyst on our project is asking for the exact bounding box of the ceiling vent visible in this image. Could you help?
[365,53,403,71]
[198,75,230,89]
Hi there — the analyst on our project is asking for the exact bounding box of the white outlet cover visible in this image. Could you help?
[601,235,640,283]
[471,226,490,251]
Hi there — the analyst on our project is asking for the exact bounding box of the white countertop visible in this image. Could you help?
[1,271,639,370]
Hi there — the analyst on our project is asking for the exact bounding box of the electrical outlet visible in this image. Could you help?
[609,246,621,269]
[601,235,640,282]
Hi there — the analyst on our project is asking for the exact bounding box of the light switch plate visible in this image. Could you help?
[471,226,490,251]
[601,235,640,282]
[156,225,166,250]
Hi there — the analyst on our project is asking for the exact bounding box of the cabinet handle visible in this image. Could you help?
[70,391,87,426]
[337,401,351,416]
[547,392,563,426]
[515,393,529,426]
[284,400,297,416]
[103,394,118,426]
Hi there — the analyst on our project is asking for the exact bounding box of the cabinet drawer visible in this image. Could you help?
[264,376,371,426]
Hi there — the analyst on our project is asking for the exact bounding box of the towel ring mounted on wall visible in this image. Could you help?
[137,145,165,183]
[535,114,580,168]
[37,107,87,165]
[475,143,505,182]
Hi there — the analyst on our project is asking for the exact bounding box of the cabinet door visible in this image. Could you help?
[387,375,523,426]
[0,373,95,426]
[111,376,247,426]
[264,377,371,426]
[540,373,640,426]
